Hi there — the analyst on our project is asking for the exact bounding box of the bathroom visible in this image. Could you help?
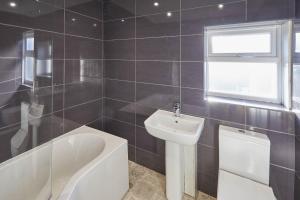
[0,0,299,199]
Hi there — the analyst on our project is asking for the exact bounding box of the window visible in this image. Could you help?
[204,21,291,105]
[22,31,35,87]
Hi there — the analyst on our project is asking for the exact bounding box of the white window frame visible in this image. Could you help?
[22,31,35,88]
[204,21,287,105]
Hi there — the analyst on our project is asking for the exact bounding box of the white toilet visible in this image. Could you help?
[217,125,277,200]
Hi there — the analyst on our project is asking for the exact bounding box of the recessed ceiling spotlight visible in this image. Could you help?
[93,23,97,27]
[121,19,125,22]
[154,2,159,7]
[166,12,172,17]
[9,1,17,7]
[71,18,76,22]
[218,4,224,9]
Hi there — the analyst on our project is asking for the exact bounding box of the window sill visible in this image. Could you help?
[205,96,291,112]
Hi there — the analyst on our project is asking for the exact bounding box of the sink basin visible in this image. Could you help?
[145,109,205,200]
[144,110,205,145]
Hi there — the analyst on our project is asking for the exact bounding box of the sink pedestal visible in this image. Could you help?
[166,141,184,200]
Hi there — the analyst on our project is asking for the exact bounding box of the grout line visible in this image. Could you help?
[0,57,21,59]
[0,78,21,84]
[181,86,204,90]
[101,0,105,130]
[179,0,182,107]
[64,33,102,41]
[65,9,103,22]
[105,77,180,88]
[103,33,204,42]
[104,59,182,62]
[104,35,180,42]
[134,0,137,162]
[104,96,134,104]
[103,116,135,126]
[134,146,164,157]
[64,98,103,110]
[63,2,66,134]
[64,58,103,61]
[245,0,248,22]
[270,163,296,172]
[198,143,217,150]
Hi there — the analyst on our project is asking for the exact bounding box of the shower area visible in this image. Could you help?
[0,0,104,199]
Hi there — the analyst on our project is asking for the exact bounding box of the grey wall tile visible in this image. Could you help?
[247,0,295,22]
[136,0,180,16]
[64,81,102,108]
[65,10,102,39]
[209,102,246,124]
[53,60,64,86]
[197,172,218,197]
[104,98,135,124]
[64,100,102,132]
[104,60,135,81]
[128,144,136,161]
[181,88,209,118]
[103,117,135,145]
[66,0,103,19]
[53,85,64,112]
[104,18,135,40]
[136,147,165,174]
[246,107,295,134]
[103,0,135,20]
[136,37,180,61]
[65,36,102,59]
[104,79,135,102]
[181,35,204,61]
[181,1,246,35]
[135,104,157,127]
[197,144,219,177]
[136,126,164,154]
[270,165,295,200]
[136,83,180,110]
[181,62,204,89]
[136,11,180,38]
[0,24,28,58]
[136,61,180,86]
[35,31,64,60]
[65,60,102,84]
[104,39,135,59]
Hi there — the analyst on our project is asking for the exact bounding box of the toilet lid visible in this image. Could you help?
[217,170,277,200]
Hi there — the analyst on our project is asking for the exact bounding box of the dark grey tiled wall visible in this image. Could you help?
[0,0,103,163]
[295,113,300,199]
[102,0,296,199]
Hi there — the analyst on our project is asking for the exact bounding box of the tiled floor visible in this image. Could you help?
[123,161,216,200]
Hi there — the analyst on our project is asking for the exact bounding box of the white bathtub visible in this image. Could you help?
[0,126,129,200]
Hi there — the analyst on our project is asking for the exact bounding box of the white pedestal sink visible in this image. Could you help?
[144,110,205,200]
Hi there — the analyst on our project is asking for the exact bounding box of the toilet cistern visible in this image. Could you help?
[217,125,276,200]
[144,109,205,200]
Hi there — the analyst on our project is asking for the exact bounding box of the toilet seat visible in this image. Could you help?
[217,170,276,200]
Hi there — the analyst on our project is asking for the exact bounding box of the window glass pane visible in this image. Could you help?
[295,32,300,53]
[24,57,34,82]
[26,37,34,51]
[208,62,278,100]
[211,32,272,54]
